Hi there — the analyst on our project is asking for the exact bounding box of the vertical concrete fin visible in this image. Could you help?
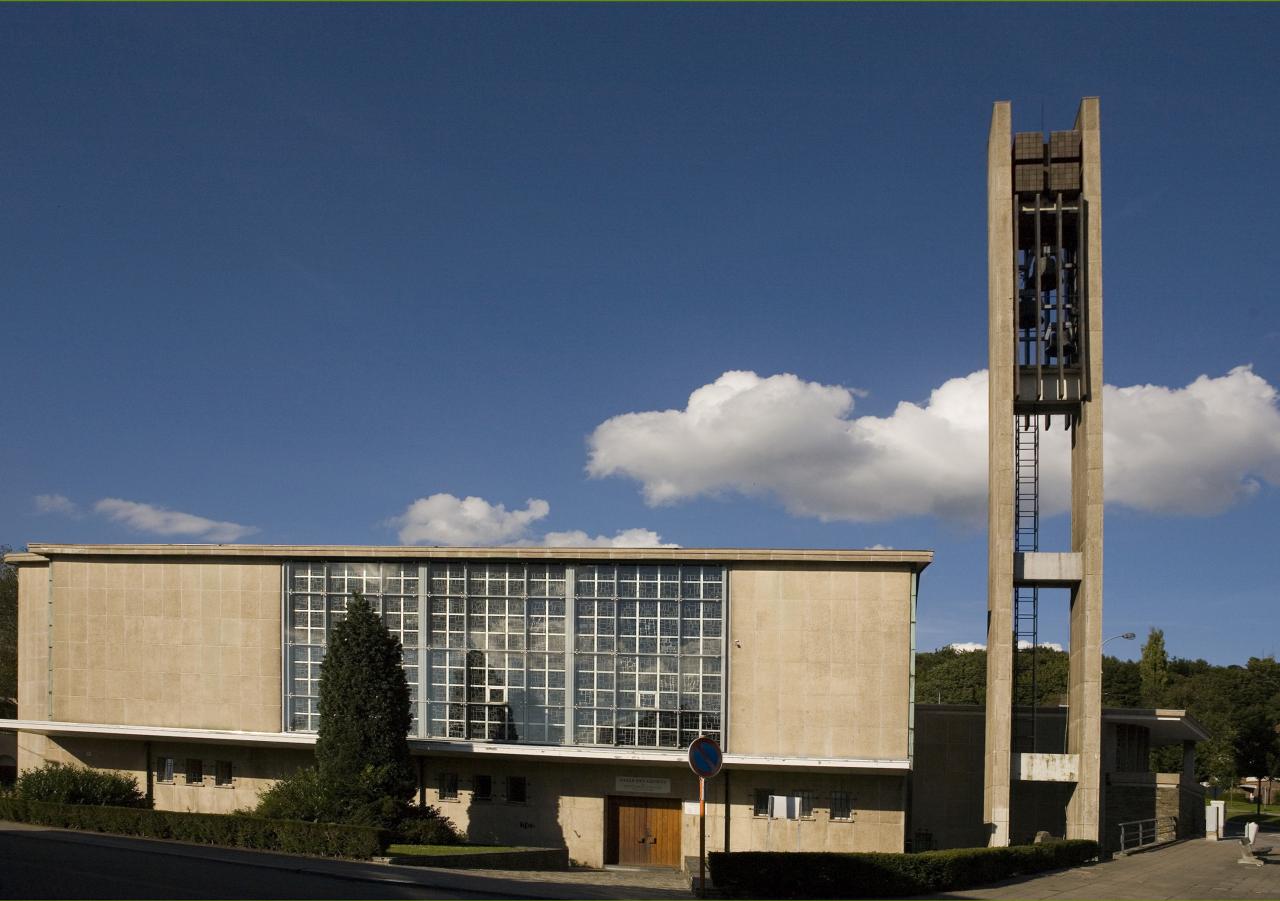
[984,100,1015,848]
[1067,95,1104,843]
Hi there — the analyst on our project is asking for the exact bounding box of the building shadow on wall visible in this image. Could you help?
[464,793,568,853]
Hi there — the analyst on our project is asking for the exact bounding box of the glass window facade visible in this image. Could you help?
[283,560,724,751]
[573,564,722,748]
[285,561,420,733]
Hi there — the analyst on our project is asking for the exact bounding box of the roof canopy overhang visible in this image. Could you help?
[0,720,911,775]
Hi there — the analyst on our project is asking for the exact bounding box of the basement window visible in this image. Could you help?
[185,759,204,785]
[156,757,175,784]
[439,772,459,801]
[473,774,492,801]
[830,791,852,821]
[215,761,234,787]
[753,788,772,817]
[506,776,527,804]
[793,789,816,819]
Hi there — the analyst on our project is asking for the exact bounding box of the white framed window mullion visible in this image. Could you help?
[564,563,576,746]
[721,564,730,752]
[417,562,429,738]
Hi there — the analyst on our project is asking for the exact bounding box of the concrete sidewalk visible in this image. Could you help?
[927,838,1280,900]
[1,821,692,900]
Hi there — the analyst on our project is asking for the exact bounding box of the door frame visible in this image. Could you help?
[605,794,684,868]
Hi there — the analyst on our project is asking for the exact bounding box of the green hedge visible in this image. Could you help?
[708,841,1100,898]
[0,798,389,860]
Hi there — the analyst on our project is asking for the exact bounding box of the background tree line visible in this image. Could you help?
[916,629,1280,796]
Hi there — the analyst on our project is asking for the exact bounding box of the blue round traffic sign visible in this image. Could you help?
[687,736,723,779]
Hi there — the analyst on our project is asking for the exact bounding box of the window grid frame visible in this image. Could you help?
[284,562,420,733]
[572,564,723,749]
[425,562,568,745]
[285,559,725,752]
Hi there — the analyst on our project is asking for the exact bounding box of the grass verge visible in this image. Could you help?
[387,843,522,856]
[1223,799,1280,830]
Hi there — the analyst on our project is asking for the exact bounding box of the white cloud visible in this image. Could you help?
[1018,640,1064,652]
[945,640,1064,653]
[391,494,551,546]
[35,494,81,517]
[587,366,1280,523]
[93,498,258,542]
[1102,366,1280,515]
[588,369,990,522]
[389,493,676,548]
[538,528,678,549]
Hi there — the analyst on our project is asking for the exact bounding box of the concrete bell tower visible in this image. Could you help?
[984,98,1104,847]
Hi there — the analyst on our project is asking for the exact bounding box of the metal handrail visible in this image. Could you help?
[1118,816,1177,853]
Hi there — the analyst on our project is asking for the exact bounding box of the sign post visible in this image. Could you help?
[687,736,723,898]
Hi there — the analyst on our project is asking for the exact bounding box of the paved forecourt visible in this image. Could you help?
[931,838,1280,900]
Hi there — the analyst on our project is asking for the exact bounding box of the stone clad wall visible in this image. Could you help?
[16,562,50,771]
[728,564,912,761]
[45,557,282,732]
[1103,777,1204,851]
[33,735,312,814]
[421,758,905,866]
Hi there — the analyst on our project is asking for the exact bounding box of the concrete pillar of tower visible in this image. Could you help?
[1067,96,1104,843]
[983,99,1015,848]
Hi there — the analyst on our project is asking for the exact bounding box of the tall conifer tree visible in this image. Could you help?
[315,594,415,808]
[1139,628,1170,707]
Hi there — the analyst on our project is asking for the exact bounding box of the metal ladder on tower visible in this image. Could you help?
[1013,416,1040,754]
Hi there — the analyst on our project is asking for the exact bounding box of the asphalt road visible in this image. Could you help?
[0,826,473,899]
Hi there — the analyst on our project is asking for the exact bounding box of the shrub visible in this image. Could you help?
[251,763,408,830]
[0,797,389,859]
[14,762,147,808]
[394,805,464,846]
[707,841,1100,898]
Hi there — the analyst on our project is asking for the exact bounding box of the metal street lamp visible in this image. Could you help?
[1100,633,1139,706]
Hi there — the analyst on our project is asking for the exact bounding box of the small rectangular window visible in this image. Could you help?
[830,791,852,821]
[215,761,233,786]
[473,774,492,801]
[185,759,204,785]
[753,788,772,817]
[439,772,458,801]
[506,776,527,804]
[794,789,815,819]
[156,757,174,783]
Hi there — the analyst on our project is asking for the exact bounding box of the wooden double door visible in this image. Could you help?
[606,796,683,868]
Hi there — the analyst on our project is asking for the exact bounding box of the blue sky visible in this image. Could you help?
[3,5,1278,665]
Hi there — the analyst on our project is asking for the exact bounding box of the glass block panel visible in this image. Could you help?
[286,559,720,751]
[571,564,724,749]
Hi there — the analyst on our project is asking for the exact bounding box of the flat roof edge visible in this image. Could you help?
[15,543,933,568]
[3,552,48,565]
